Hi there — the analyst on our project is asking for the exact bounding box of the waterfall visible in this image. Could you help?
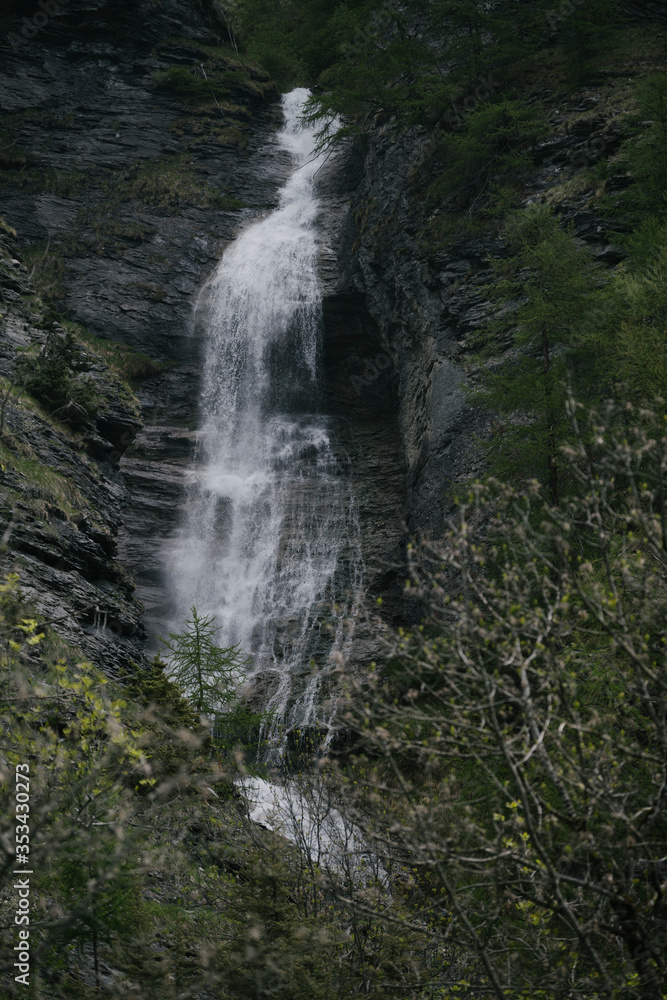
[167,89,362,749]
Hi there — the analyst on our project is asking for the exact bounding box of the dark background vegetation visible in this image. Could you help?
[1,0,667,997]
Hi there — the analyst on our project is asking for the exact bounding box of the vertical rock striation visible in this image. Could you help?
[0,0,282,666]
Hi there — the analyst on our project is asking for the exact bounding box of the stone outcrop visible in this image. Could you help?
[0,0,283,663]
[1,0,664,677]
[314,33,662,634]
[0,220,145,673]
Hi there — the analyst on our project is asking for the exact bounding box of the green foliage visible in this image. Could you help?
[212,702,272,765]
[602,227,667,397]
[0,160,92,198]
[0,579,216,994]
[0,215,17,238]
[14,330,100,427]
[154,64,232,104]
[472,205,606,501]
[0,575,436,998]
[309,3,447,132]
[619,214,667,270]
[112,154,245,212]
[123,656,197,726]
[158,609,279,768]
[237,14,301,89]
[0,129,27,170]
[552,0,623,84]
[425,99,545,213]
[121,657,207,779]
[341,399,667,998]
[0,577,158,994]
[625,73,667,211]
[21,244,66,302]
[228,0,623,149]
[68,322,171,386]
[153,42,276,104]
[159,606,249,716]
[49,848,146,960]
[231,0,373,89]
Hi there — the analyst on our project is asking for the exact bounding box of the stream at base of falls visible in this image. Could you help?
[165,88,364,786]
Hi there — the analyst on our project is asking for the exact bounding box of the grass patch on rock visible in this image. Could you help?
[21,244,66,302]
[0,435,88,514]
[66,322,173,386]
[111,154,245,212]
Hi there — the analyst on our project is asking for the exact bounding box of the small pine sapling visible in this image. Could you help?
[159,606,249,717]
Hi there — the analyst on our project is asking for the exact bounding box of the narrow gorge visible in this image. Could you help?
[165,88,365,746]
[2,0,667,996]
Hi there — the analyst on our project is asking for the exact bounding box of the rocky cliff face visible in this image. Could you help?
[0,220,146,672]
[0,0,282,667]
[1,0,663,678]
[315,28,662,633]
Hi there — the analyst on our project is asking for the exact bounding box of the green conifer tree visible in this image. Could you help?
[628,74,667,211]
[475,205,605,503]
[606,224,667,397]
[159,607,248,716]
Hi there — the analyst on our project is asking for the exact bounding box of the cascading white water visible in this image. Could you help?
[167,89,362,748]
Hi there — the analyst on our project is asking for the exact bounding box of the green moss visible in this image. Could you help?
[0,108,76,130]
[0,133,27,170]
[41,168,92,197]
[111,155,245,212]
[0,216,17,238]
[158,37,272,80]
[0,163,96,197]
[170,113,251,150]
[154,65,234,105]
[22,243,66,302]
[0,438,88,513]
[127,281,167,302]
[66,322,173,386]
[90,216,155,244]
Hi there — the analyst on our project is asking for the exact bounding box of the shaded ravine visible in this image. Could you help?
[166,89,363,747]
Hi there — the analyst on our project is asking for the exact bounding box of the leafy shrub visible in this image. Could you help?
[15,330,99,427]
[338,398,667,998]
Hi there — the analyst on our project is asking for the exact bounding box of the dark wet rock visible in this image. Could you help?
[313,63,652,640]
[0,0,284,657]
[623,0,667,22]
[0,0,281,358]
[0,223,146,673]
[316,132,493,561]
[2,0,661,680]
